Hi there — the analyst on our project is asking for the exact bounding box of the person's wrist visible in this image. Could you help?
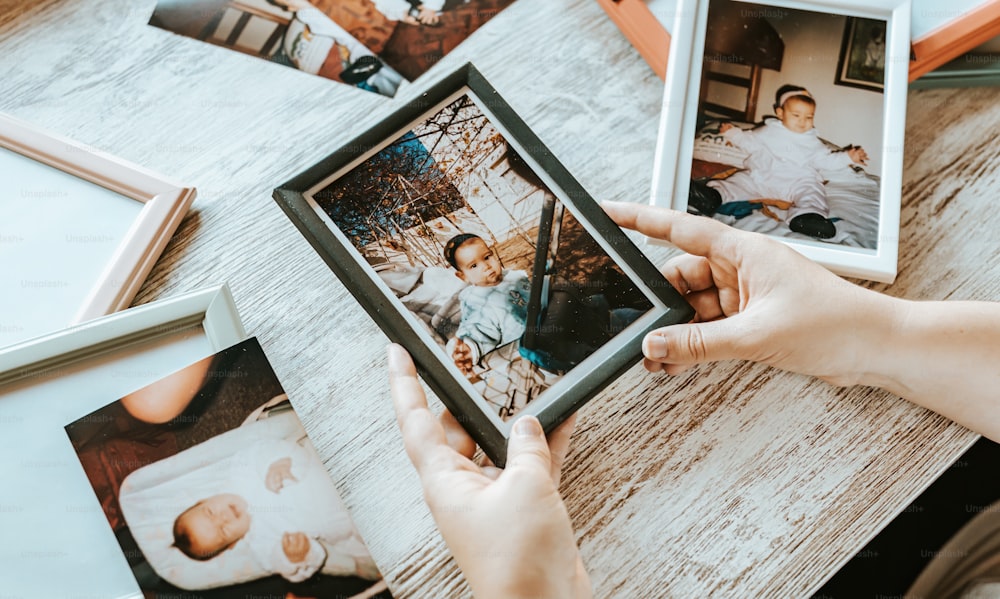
[849,290,910,390]
[480,563,591,599]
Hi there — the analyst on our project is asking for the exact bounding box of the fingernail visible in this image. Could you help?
[513,416,542,437]
[387,344,404,368]
[645,335,668,359]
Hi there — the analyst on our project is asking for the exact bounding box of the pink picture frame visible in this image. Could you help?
[0,113,195,347]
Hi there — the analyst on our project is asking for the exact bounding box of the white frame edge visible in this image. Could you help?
[0,113,197,322]
[650,0,911,284]
[0,284,246,385]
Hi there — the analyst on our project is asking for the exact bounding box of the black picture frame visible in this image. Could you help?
[836,16,888,92]
[274,63,693,466]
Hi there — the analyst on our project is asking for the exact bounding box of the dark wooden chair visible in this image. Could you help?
[698,2,784,122]
[197,1,290,58]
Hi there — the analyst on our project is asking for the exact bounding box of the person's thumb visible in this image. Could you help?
[642,317,749,365]
[504,416,552,475]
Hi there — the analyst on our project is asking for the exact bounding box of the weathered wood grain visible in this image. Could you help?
[2,0,998,596]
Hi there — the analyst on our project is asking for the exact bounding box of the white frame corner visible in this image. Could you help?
[651,0,911,283]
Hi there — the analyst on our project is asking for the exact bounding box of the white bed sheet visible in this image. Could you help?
[712,167,881,249]
[693,119,881,250]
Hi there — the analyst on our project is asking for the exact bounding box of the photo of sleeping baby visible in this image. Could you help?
[309,93,653,420]
[686,0,886,249]
[64,337,391,599]
[149,0,516,96]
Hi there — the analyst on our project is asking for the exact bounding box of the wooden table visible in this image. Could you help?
[3,0,999,596]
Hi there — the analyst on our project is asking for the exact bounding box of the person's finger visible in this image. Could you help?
[643,356,665,373]
[663,363,696,376]
[660,253,715,295]
[388,344,460,477]
[545,413,576,487]
[685,288,726,322]
[642,316,752,366]
[504,416,552,477]
[440,409,477,459]
[602,201,737,258]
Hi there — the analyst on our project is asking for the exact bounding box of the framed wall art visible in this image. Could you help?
[274,63,694,466]
[836,16,888,92]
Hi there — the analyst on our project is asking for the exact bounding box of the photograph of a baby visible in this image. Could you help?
[149,0,515,96]
[310,93,653,420]
[687,0,886,249]
[170,435,380,583]
[149,0,402,96]
[64,338,390,599]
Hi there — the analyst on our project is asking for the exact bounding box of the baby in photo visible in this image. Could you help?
[265,0,403,96]
[688,85,869,239]
[372,0,445,26]
[444,232,643,376]
[444,232,532,375]
[172,436,380,583]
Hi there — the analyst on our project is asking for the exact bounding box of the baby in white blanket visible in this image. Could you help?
[171,437,379,583]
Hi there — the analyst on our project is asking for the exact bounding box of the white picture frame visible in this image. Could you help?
[651,0,910,283]
[0,285,246,598]
[0,113,196,348]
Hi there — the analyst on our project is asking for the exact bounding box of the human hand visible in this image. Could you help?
[602,201,895,386]
[281,532,310,563]
[416,6,440,25]
[388,344,591,599]
[266,457,297,493]
[718,122,734,133]
[451,338,475,376]
[847,145,868,166]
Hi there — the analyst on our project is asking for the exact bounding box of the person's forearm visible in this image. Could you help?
[862,298,1000,439]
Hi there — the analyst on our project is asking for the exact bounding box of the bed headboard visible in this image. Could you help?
[700,1,784,122]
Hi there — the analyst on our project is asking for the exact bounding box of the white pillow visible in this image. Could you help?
[691,121,751,167]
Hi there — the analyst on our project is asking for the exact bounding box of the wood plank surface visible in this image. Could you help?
[2,0,999,596]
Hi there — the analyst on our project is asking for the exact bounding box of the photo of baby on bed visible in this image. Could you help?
[310,93,653,420]
[64,337,390,599]
[687,0,886,250]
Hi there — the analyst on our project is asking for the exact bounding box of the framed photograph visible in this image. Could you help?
[910,0,1000,80]
[910,42,1000,88]
[0,285,246,598]
[596,0,672,79]
[652,0,911,283]
[274,63,694,466]
[0,113,196,348]
[149,0,518,97]
[836,17,887,91]
[64,337,390,598]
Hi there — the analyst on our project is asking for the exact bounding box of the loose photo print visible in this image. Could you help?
[64,337,391,599]
[685,0,887,250]
[307,93,654,421]
[149,0,515,97]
